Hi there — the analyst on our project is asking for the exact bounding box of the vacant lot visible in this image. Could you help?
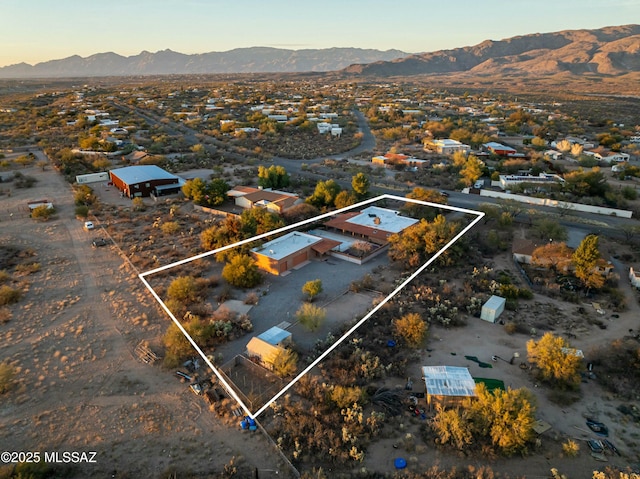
[0,153,291,478]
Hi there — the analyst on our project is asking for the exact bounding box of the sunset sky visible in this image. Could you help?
[1,0,638,67]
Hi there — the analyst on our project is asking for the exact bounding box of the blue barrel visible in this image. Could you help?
[387,340,396,347]
[240,420,248,430]
[394,457,407,469]
[248,418,256,427]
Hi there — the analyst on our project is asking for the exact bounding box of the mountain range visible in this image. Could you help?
[1,25,639,79]
[343,24,640,77]
[0,47,408,79]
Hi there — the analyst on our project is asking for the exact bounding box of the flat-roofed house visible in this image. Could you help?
[227,186,300,214]
[251,231,340,275]
[324,206,418,245]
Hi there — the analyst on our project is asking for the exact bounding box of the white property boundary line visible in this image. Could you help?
[139,194,484,419]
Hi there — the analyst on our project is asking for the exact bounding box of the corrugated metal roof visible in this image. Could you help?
[110,165,178,185]
[258,326,291,346]
[422,366,476,398]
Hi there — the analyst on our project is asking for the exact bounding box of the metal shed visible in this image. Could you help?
[481,295,506,323]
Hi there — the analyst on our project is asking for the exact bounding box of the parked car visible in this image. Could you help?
[91,238,108,248]
[83,221,94,231]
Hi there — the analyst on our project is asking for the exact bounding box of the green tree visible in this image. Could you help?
[388,215,463,268]
[306,179,341,210]
[404,187,447,220]
[296,303,326,331]
[431,403,473,450]
[527,332,583,389]
[302,279,323,302]
[394,312,427,348]
[572,234,604,292]
[334,190,358,209]
[266,348,298,378]
[222,254,262,288]
[182,177,229,207]
[258,165,290,189]
[201,217,243,252]
[351,173,370,199]
[240,207,285,237]
[459,154,483,187]
[532,218,568,242]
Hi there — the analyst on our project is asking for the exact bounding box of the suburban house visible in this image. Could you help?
[323,206,418,245]
[227,186,301,214]
[512,238,542,264]
[425,138,470,155]
[109,165,183,198]
[422,366,476,409]
[483,142,517,157]
[543,150,563,161]
[498,173,565,191]
[372,153,428,169]
[251,231,340,276]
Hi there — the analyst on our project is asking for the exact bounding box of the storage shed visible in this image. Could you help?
[481,295,506,323]
[257,326,292,347]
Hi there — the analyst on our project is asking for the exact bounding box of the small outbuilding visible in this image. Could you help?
[422,366,476,409]
[480,295,506,323]
[245,337,282,369]
[257,326,292,347]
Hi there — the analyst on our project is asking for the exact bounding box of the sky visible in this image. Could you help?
[1,0,639,67]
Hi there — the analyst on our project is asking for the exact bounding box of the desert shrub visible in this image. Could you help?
[13,171,37,188]
[0,285,22,306]
[30,205,55,220]
[0,308,11,324]
[296,303,326,331]
[75,205,89,218]
[160,221,181,235]
[504,322,517,335]
[244,292,259,305]
[0,270,10,284]
[331,385,363,409]
[394,312,427,348]
[0,361,16,394]
[166,275,200,304]
[14,262,40,274]
[266,348,298,378]
[562,439,580,457]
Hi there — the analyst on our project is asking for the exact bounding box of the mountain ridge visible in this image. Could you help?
[342,24,640,77]
[0,47,409,78]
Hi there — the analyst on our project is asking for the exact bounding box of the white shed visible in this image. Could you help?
[481,295,506,323]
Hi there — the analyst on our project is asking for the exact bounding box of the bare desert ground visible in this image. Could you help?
[0,153,291,478]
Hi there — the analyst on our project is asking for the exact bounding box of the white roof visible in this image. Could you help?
[346,206,418,234]
[422,366,476,398]
[110,165,179,185]
[251,231,323,261]
[483,295,505,310]
[258,326,291,345]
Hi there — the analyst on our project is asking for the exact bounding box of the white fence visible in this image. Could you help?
[478,189,633,218]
